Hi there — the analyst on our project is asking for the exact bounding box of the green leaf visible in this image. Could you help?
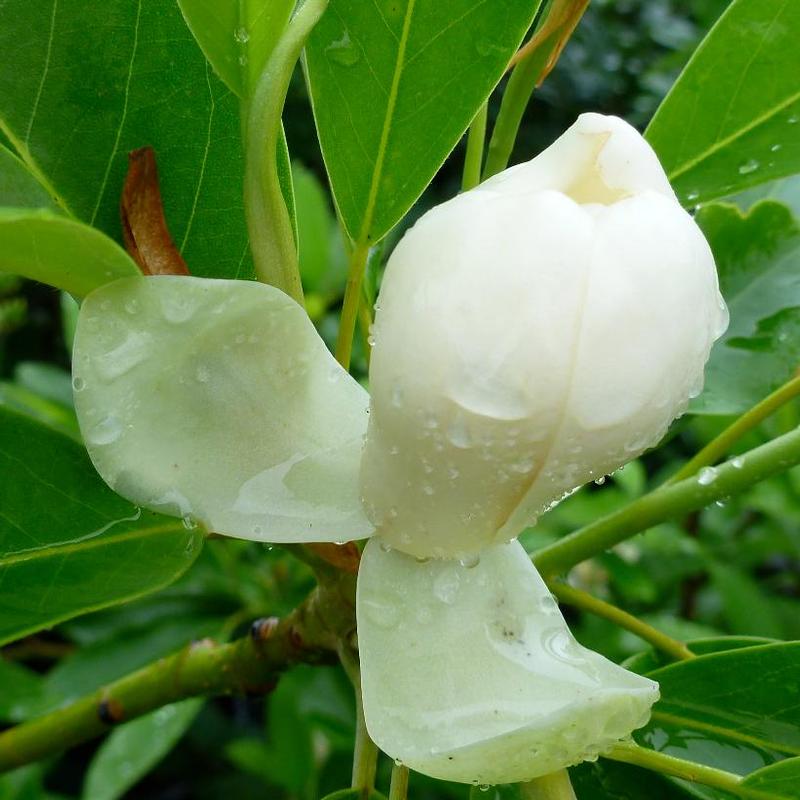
[623,636,776,675]
[572,760,691,800]
[741,757,800,799]
[0,408,204,646]
[0,0,253,280]
[82,699,203,800]
[0,381,80,441]
[638,643,800,776]
[0,661,52,724]
[693,202,800,414]
[646,0,800,206]
[0,208,138,297]
[292,161,346,295]
[0,144,55,209]
[177,0,294,96]
[305,0,540,243]
[708,562,785,639]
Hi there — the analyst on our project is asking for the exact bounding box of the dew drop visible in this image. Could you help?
[737,158,760,175]
[326,31,361,67]
[234,26,249,43]
[686,190,699,202]
[124,298,139,315]
[459,553,480,569]
[788,115,799,125]
[771,143,783,152]
[697,466,718,486]
[195,364,210,383]
[422,483,435,496]
[72,375,86,392]
[594,475,606,485]
[731,456,744,469]
[89,415,122,446]
[379,540,393,553]
[433,569,461,604]
[181,515,198,530]
[363,597,400,629]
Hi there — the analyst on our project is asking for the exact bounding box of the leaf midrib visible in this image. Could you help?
[652,709,800,756]
[355,0,417,244]
[0,522,188,568]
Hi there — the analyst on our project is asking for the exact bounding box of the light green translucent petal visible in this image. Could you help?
[357,539,658,784]
[73,276,373,544]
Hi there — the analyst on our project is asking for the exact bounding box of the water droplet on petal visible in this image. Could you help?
[459,553,480,569]
[72,376,86,392]
[433,568,461,604]
[89,415,122,445]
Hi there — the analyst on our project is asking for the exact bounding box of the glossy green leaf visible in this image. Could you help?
[82,699,204,800]
[623,637,776,675]
[646,0,800,206]
[177,0,294,96]
[0,144,55,209]
[0,0,252,279]
[693,202,800,414]
[0,208,138,296]
[0,408,204,646]
[638,643,800,776]
[305,0,540,243]
[741,758,800,799]
[572,760,691,800]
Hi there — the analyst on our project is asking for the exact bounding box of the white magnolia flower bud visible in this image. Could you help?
[361,113,728,560]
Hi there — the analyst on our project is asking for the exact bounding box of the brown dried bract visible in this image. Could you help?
[121,147,191,276]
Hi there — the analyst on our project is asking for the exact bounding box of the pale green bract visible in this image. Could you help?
[72,113,725,785]
[73,276,373,544]
[359,539,658,784]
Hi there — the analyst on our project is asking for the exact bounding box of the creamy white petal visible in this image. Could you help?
[360,113,727,559]
[357,539,659,785]
[73,276,373,543]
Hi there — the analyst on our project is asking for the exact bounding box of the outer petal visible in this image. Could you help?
[360,113,727,559]
[73,276,374,543]
[357,539,658,784]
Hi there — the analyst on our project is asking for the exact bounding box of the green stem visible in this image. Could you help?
[548,582,695,662]
[483,0,589,179]
[667,373,800,485]
[604,742,770,798]
[0,581,358,773]
[483,39,552,179]
[336,241,371,369]
[340,645,379,797]
[533,423,800,577]
[244,0,328,303]
[518,770,577,800]
[462,103,488,191]
[389,762,410,800]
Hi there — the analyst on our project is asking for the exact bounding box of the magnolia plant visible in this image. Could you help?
[2,0,800,798]
[72,113,724,785]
